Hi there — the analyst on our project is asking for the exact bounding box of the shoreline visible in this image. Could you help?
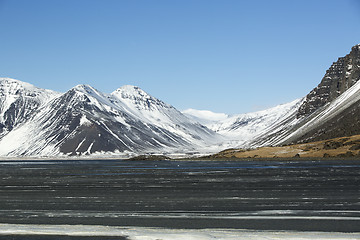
[1,156,360,162]
[0,223,360,240]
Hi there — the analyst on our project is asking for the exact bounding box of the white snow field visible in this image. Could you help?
[0,224,359,240]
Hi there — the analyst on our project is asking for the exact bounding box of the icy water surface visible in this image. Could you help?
[0,159,360,239]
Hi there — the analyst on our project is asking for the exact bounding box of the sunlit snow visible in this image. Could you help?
[0,224,359,240]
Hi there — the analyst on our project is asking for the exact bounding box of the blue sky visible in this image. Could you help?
[1,0,360,114]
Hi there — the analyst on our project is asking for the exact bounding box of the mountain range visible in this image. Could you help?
[0,43,359,157]
[0,80,220,157]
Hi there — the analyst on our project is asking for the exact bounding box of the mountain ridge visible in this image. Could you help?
[0,78,221,157]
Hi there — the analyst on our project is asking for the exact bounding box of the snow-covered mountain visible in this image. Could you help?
[240,43,360,147]
[1,44,360,157]
[0,79,220,157]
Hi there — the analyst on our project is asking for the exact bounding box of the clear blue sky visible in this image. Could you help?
[1,0,360,114]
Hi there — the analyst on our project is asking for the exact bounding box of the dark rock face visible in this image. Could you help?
[297,44,360,118]
[285,45,360,144]
[3,97,41,132]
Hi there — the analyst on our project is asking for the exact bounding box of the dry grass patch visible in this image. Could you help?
[212,135,360,159]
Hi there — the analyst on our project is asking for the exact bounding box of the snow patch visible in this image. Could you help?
[86,142,94,154]
[80,115,92,126]
[0,224,359,240]
[79,115,92,126]
[75,138,87,152]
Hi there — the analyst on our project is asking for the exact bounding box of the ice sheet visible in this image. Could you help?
[0,224,359,240]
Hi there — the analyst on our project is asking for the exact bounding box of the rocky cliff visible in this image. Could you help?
[297,44,360,118]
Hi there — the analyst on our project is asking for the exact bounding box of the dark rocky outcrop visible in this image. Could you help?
[297,44,360,118]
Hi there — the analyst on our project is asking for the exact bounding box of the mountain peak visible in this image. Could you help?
[72,84,96,93]
[111,85,171,111]
[351,43,360,53]
[113,85,151,100]
[70,84,107,101]
[0,77,29,84]
[0,78,38,93]
[119,85,141,90]
[0,77,59,100]
[0,78,60,98]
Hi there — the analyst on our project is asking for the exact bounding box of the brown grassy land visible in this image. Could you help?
[208,134,360,159]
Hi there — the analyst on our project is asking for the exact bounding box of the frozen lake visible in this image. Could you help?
[0,159,359,239]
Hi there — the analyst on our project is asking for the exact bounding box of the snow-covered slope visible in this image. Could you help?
[184,99,304,148]
[281,78,360,144]
[0,79,220,157]
[212,99,302,136]
[111,86,217,145]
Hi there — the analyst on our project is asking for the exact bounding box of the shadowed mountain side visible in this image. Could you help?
[287,99,360,144]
